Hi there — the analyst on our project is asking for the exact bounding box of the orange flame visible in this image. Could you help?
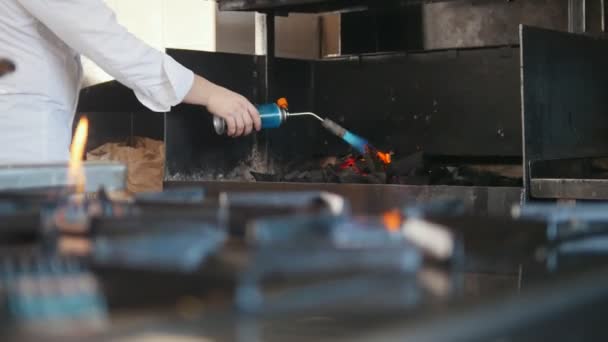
[382,209,403,232]
[69,117,89,193]
[376,151,392,165]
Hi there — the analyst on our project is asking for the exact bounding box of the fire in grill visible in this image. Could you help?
[251,150,522,186]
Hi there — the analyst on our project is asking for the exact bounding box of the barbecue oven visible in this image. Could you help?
[7,1,608,340]
[77,1,607,212]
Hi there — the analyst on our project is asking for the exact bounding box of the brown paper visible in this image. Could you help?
[87,137,164,193]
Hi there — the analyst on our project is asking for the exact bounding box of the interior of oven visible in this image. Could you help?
[76,0,608,205]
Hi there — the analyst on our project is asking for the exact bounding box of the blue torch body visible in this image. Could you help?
[214,103,287,135]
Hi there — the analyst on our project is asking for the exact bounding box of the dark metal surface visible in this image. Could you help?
[423,0,568,50]
[165,181,523,216]
[530,178,608,200]
[73,111,164,151]
[521,26,608,199]
[568,0,586,33]
[51,265,608,342]
[264,14,275,103]
[218,0,463,13]
[528,158,595,179]
[340,6,423,54]
[9,185,608,341]
[309,48,521,158]
[76,83,164,151]
[345,266,608,342]
[0,162,126,192]
[164,50,261,180]
[78,81,149,113]
[164,47,522,181]
[604,0,607,32]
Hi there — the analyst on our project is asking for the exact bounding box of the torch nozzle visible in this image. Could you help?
[321,118,368,154]
[321,118,347,137]
[286,113,370,155]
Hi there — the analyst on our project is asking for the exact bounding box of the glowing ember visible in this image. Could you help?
[339,156,358,170]
[363,144,392,166]
[382,209,403,232]
[69,117,89,193]
[339,156,368,175]
[376,151,392,165]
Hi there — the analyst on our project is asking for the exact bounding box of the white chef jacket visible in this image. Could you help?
[0,0,194,164]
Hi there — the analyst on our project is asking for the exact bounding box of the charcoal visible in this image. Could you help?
[249,150,519,186]
[308,170,327,183]
[284,170,306,182]
[427,166,457,184]
[332,168,383,184]
[322,167,340,183]
[368,172,387,184]
[386,151,425,178]
[390,175,431,185]
[250,172,280,182]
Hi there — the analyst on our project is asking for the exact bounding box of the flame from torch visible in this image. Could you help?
[69,117,89,194]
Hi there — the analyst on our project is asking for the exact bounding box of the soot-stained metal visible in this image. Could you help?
[521,26,608,200]
[163,47,521,182]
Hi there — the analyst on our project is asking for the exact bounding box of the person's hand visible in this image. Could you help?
[205,84,261,137]
[183,75,261,137]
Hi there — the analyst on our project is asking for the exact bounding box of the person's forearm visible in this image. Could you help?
[182,75,213,107]
[19,0,192,113]
[183,74,261,136]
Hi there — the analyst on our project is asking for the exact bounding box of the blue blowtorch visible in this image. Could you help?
[213,98,370,154]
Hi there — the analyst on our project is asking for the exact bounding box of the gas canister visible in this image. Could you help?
[213,98,289,135]
[211,98,372,155]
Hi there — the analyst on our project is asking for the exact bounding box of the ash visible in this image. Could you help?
[166,146,523,187]
[165,142,275,182]
[249,151,523,187]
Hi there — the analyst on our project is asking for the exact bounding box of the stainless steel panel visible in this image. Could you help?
[0,162,127,192]
[165,181,523,217]
[530,178,608,200]
[218,0,462,13]
[521,25,608,199]
[423,0,568,49]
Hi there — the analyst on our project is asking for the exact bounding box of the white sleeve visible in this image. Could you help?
[18,0,194,112]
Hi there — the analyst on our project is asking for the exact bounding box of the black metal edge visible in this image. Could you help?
[162,45,523,180]
[530,178,608,200]
[521,25,608,200]
[218,0,470,13]
[346,265,608,342]
[165,181,524,217]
